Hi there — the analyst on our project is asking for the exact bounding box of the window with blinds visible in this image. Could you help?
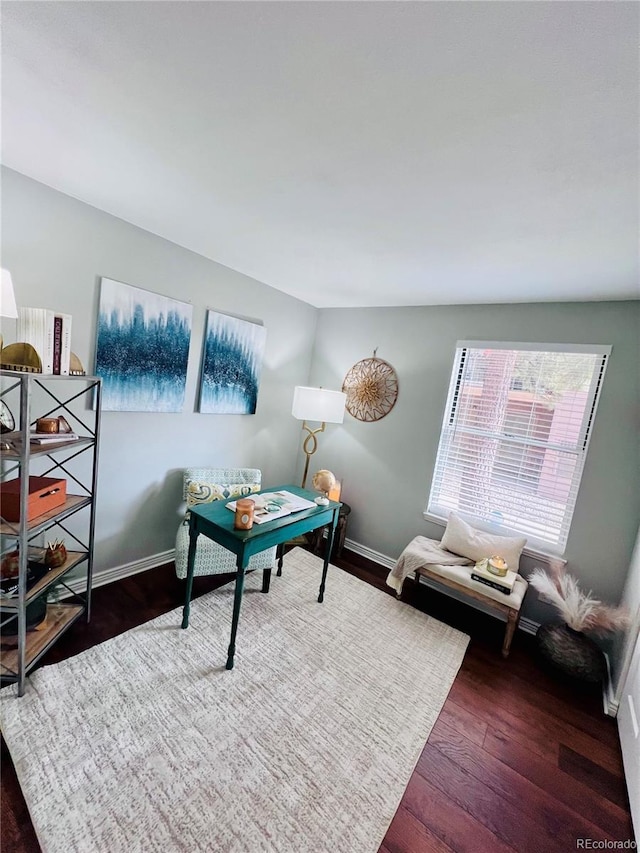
[426,341,611,553]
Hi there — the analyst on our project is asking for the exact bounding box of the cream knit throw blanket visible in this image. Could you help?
[387,535,472,594]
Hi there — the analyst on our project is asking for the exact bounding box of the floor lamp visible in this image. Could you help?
[292,386,346,489]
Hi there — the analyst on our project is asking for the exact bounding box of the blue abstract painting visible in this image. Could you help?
[199,310,266,414]
[95,278,192,412]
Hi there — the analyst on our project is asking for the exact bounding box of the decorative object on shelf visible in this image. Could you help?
[0,551,48,598]
[1,400,15,433]
[57,415,73,433]
[198,310,266,415]
[0,475,67,522]
[34,415,73,435]
[312,469,335,505]
[44,539,68,569]
[0,593,48,635]
[69,352,86,376]
[342,349,399,422]
[0,341,42,373]
[36,417,60,434]
[291,386,346,488]
[530,562,630,683]
[95,277,192,412]
[0,550,20,584]
[0,268,18,351]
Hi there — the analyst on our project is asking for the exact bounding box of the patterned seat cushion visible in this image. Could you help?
[186,480,260,507]
[175,467,275,580]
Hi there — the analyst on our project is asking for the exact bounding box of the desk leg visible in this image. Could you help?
[181,525,199,629]
[226,556,248,670]
[318,510,339,603]
[276,543,284,576]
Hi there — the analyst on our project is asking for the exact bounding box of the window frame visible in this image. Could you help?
[424,340,611,556]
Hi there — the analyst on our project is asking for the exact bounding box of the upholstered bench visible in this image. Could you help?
[388,514,529,657]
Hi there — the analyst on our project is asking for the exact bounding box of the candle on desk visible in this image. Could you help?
[328,480,342,502]
[234,498,255,530]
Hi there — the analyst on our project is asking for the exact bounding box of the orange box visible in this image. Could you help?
[0,476,66,522]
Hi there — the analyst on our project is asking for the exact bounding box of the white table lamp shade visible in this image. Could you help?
[292,386,346,424]
[0,269,18,319]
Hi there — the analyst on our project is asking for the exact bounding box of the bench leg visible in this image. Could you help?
[502,609,519,658]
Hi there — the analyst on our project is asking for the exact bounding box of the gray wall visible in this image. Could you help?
[1,168,318,575]
[3,167,639,636]
[310,302,640,625]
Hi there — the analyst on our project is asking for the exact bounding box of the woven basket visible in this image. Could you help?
[536,623,606,683]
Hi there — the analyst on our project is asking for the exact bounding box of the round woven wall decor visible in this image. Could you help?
[342,353,399,422]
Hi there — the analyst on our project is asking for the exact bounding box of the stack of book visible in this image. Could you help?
[1,431,80,447]
[29,431,79,445]
[16,308,72,375]
[470,559,518,595]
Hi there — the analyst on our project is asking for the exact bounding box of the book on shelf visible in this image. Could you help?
[30,432,80,444]
[226,490,317,524]
[15,308,72,375]
[2,431,80,446]
[16,307,55,374]
[52,315,63,374]
[55,312,72,375]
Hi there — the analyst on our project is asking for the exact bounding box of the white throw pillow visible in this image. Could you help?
[441,512,526,572]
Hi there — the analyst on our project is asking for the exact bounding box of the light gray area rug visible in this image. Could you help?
[1,547,469,853]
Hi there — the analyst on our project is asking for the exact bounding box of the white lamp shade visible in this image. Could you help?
[292,386,346,424]
[0,269,18,319]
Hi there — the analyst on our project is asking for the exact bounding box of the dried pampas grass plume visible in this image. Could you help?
[529,564,630,636]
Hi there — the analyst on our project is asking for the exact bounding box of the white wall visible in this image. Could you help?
[1,168,318,576]
[613,527,640,695]
[309,302,640,627]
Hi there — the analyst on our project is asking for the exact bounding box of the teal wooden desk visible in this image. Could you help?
[181,484,341,669]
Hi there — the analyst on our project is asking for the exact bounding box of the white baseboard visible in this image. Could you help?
[603,652,618,717]
[518,617,539,636]
[61,550,175,596]
[343,537,396,570]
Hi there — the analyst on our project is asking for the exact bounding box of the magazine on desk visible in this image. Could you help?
[226,490,317,524]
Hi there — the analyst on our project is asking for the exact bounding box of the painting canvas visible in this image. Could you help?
[95,278,192,412]
[199,310,266,414]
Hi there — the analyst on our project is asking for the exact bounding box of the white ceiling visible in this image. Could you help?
[2,1,638,308]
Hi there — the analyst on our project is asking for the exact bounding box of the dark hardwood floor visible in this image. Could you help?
[1,547,635,852]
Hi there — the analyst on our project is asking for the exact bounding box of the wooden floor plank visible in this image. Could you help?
[428,718,617,845]
[382,805,455,853]
[558,744,631,811]
[401,772,517,853]
[449,663,622,776]
[468,642,622,748]
[433,702,487,748]
[483,729,633,840]
[417,741,566,853]
[447,677,560,763]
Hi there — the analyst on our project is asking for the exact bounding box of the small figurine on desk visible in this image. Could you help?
[312,469,335,506]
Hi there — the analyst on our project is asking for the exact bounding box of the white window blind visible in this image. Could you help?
[427,341,610,553]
